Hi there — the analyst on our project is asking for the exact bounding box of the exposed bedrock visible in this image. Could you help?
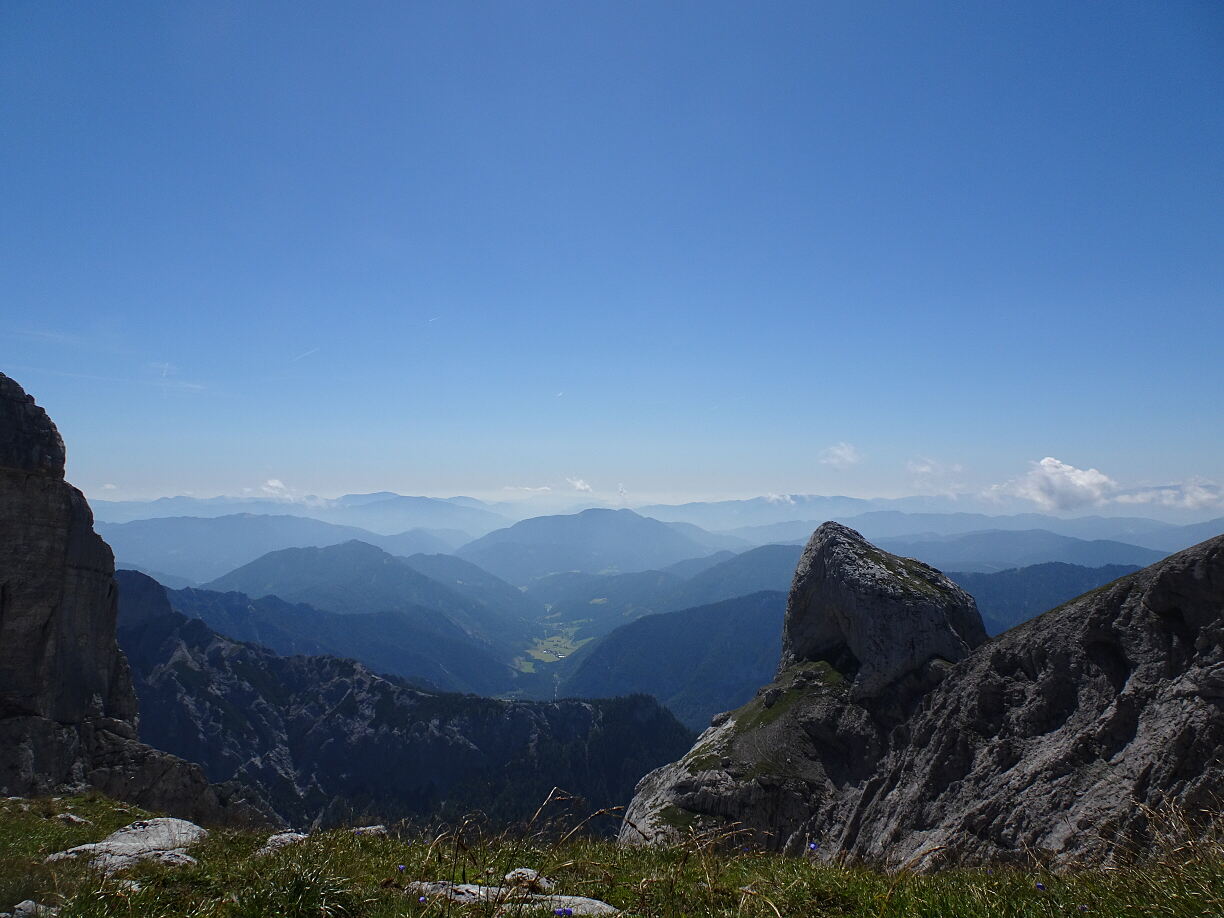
[621,521,1224,868]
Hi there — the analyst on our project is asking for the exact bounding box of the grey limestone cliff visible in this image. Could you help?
[620,521,1224,867]
[620,523,985,852]
[0,372,267,825]
[841,531,1224,867]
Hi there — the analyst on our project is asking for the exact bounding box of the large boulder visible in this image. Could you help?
[780,522,985,698]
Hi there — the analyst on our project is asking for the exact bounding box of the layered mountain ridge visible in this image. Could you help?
[116,569,694,828]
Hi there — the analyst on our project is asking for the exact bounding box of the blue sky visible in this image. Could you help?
[2,1,1222,515]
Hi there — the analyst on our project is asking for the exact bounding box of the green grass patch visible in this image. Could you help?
[2,794,1222,917]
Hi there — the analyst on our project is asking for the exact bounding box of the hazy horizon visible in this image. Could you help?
[4,3,1221,520]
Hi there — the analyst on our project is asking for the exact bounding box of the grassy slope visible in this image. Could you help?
[2,794,1221,917]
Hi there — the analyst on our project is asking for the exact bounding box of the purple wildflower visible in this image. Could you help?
[1036,882,1046,891]
[419,895,427,902]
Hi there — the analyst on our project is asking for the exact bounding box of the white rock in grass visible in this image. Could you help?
[350,824,388,836]
[254,831,309,856]
[408,881,617,915]
[45,817,206,874]
[11,902,60,917]
[504,867,554,892]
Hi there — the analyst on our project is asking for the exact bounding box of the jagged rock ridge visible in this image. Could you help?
[116,570,695,827]
[0,372,267,824]
[620,521,1224,867]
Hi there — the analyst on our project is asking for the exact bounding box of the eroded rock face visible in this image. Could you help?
[622,521,1224,867]
[621,524,986,852]
[841,532,1224,867]
[0,374,135,727]
[780,522,985,698]
[0,373,269,825]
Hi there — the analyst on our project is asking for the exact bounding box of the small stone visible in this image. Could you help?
[254,831,309,856]
[12,902,59,918]
[504,867,553,892]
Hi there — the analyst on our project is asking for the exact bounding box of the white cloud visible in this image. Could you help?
[907,457,967,496]
[819,442,862,469]
[617,483,628,502]
[503,485,552,493]
[765,493,795,504]
[261,478,288,495]
[1114,480,1224,511]
[997,457,1117,511]
[566,477,592,493]
[101,483,117,490]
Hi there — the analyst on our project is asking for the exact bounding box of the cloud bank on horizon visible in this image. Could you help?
[994,457,1223,513]
[87,455,1224,521]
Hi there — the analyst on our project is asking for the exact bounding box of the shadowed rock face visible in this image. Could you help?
[621,520,1224,867]
[780,522,985,698]
[0,372,269,825]
[842,533,1224,867]
[0,374,134,726]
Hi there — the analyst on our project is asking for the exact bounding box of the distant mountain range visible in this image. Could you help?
[94,492,509,536]
[876,529,1165,573]
[455,508,729,584]
[101,513,464,583]
[948,563,1140,635]
[166,584,511,695]
[205,540,541,655]
[722,512,1222,551]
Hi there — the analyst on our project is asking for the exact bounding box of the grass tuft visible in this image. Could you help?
[1,793,1221,917]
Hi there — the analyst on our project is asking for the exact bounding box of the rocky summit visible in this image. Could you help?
[620,522,986,853]
[620,521,1224,867]
[0,372,266,824]
[779,522,986,698]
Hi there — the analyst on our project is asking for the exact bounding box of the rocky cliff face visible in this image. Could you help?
[117,570,695,828]
[842,531,1224,866]
[620,521,1224,867]
[0,373,267,825]
[620,523,985,852]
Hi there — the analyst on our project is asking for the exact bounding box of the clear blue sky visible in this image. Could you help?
[2,1,1221,514]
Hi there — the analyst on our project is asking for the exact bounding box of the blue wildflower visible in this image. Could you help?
[1036,882,1046,891]
[808,842,819,850]
[419,895,427,902]
[397,865,405,871]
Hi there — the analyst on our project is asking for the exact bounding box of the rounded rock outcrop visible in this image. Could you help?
[780,522,986,698]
